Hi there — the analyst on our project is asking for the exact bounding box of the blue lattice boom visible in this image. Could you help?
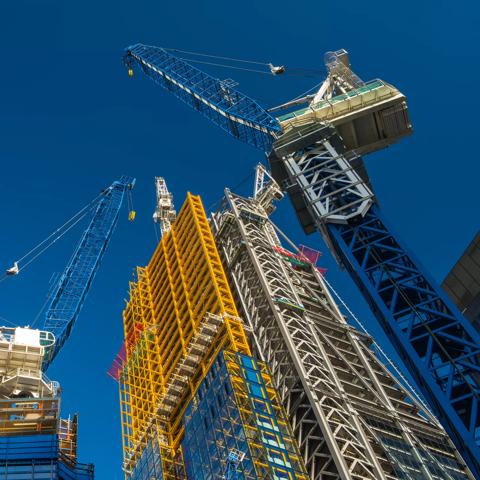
[124,44,281,151]
[43,175,135,369]
[328,206,480,477]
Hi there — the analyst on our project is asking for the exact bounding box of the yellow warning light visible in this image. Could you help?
[128,211,136,221]
[128,69,133,77]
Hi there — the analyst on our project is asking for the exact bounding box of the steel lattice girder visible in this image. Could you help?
[212,189,471,480]
[328,207,480,478]
[118,193,252,474]
[43,175,135,369]
[125,44,280,151]
[271,130,480,478]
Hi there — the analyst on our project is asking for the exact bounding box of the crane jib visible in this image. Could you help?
[42,176,135,369]
[126,45,281,151]
[140,57,276,136]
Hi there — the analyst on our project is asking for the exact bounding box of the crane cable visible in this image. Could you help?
[20,212,90,271]
[30,287,56,329]
[163,47,270,66]
[127,188,135,221]
[320,275,436,419]
[0,314,18,328]
[163,46,324,78]
[174,58,273,76]
[0,192,104,283]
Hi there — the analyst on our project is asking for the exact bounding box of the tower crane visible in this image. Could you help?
[3,175,135,371]
[124,43,480,476]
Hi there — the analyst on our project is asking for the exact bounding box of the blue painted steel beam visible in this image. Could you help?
[43,175,135,369]
[327,206,480,478]
[124,44,280,151]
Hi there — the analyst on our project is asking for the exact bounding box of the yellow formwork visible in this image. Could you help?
[119,193,250,475]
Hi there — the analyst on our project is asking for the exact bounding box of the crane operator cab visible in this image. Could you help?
[275,50,412,158]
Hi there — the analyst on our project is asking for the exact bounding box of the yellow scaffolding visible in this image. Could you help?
[119,193,250,475]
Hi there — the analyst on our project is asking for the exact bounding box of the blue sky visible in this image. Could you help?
[0,1,478,478]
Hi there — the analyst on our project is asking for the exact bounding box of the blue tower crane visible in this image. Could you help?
[124,44,281,151]
[124,43,480,477]
[41,175,135,368]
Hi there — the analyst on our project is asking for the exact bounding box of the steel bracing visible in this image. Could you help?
[270,125,480,477]
[116,191,312,480]
[211,182,472,480]
[43,175,135,368]
[182,350,308,480]
[118,193,252,476]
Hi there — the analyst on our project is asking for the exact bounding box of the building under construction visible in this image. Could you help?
[0,327,93,479]
[112,175,473,479]
[114,192,308,480]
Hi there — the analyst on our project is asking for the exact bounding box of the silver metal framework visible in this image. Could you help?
[283,141,373,223]
[314,50,365,103]
[211,182,472,480]
[153,177,176,237]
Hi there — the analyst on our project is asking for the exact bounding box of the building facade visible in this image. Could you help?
[113,181,473,479]
[114,193,308,480]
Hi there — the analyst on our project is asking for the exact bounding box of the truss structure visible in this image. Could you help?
[118,193,251,476]
[43,175,135,368]
[211,184,472,480]
[125,44,280,151]
[270,121,480,476]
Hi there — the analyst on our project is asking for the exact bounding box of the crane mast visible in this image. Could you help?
[125,45,480,477]
[153,176,176,237]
